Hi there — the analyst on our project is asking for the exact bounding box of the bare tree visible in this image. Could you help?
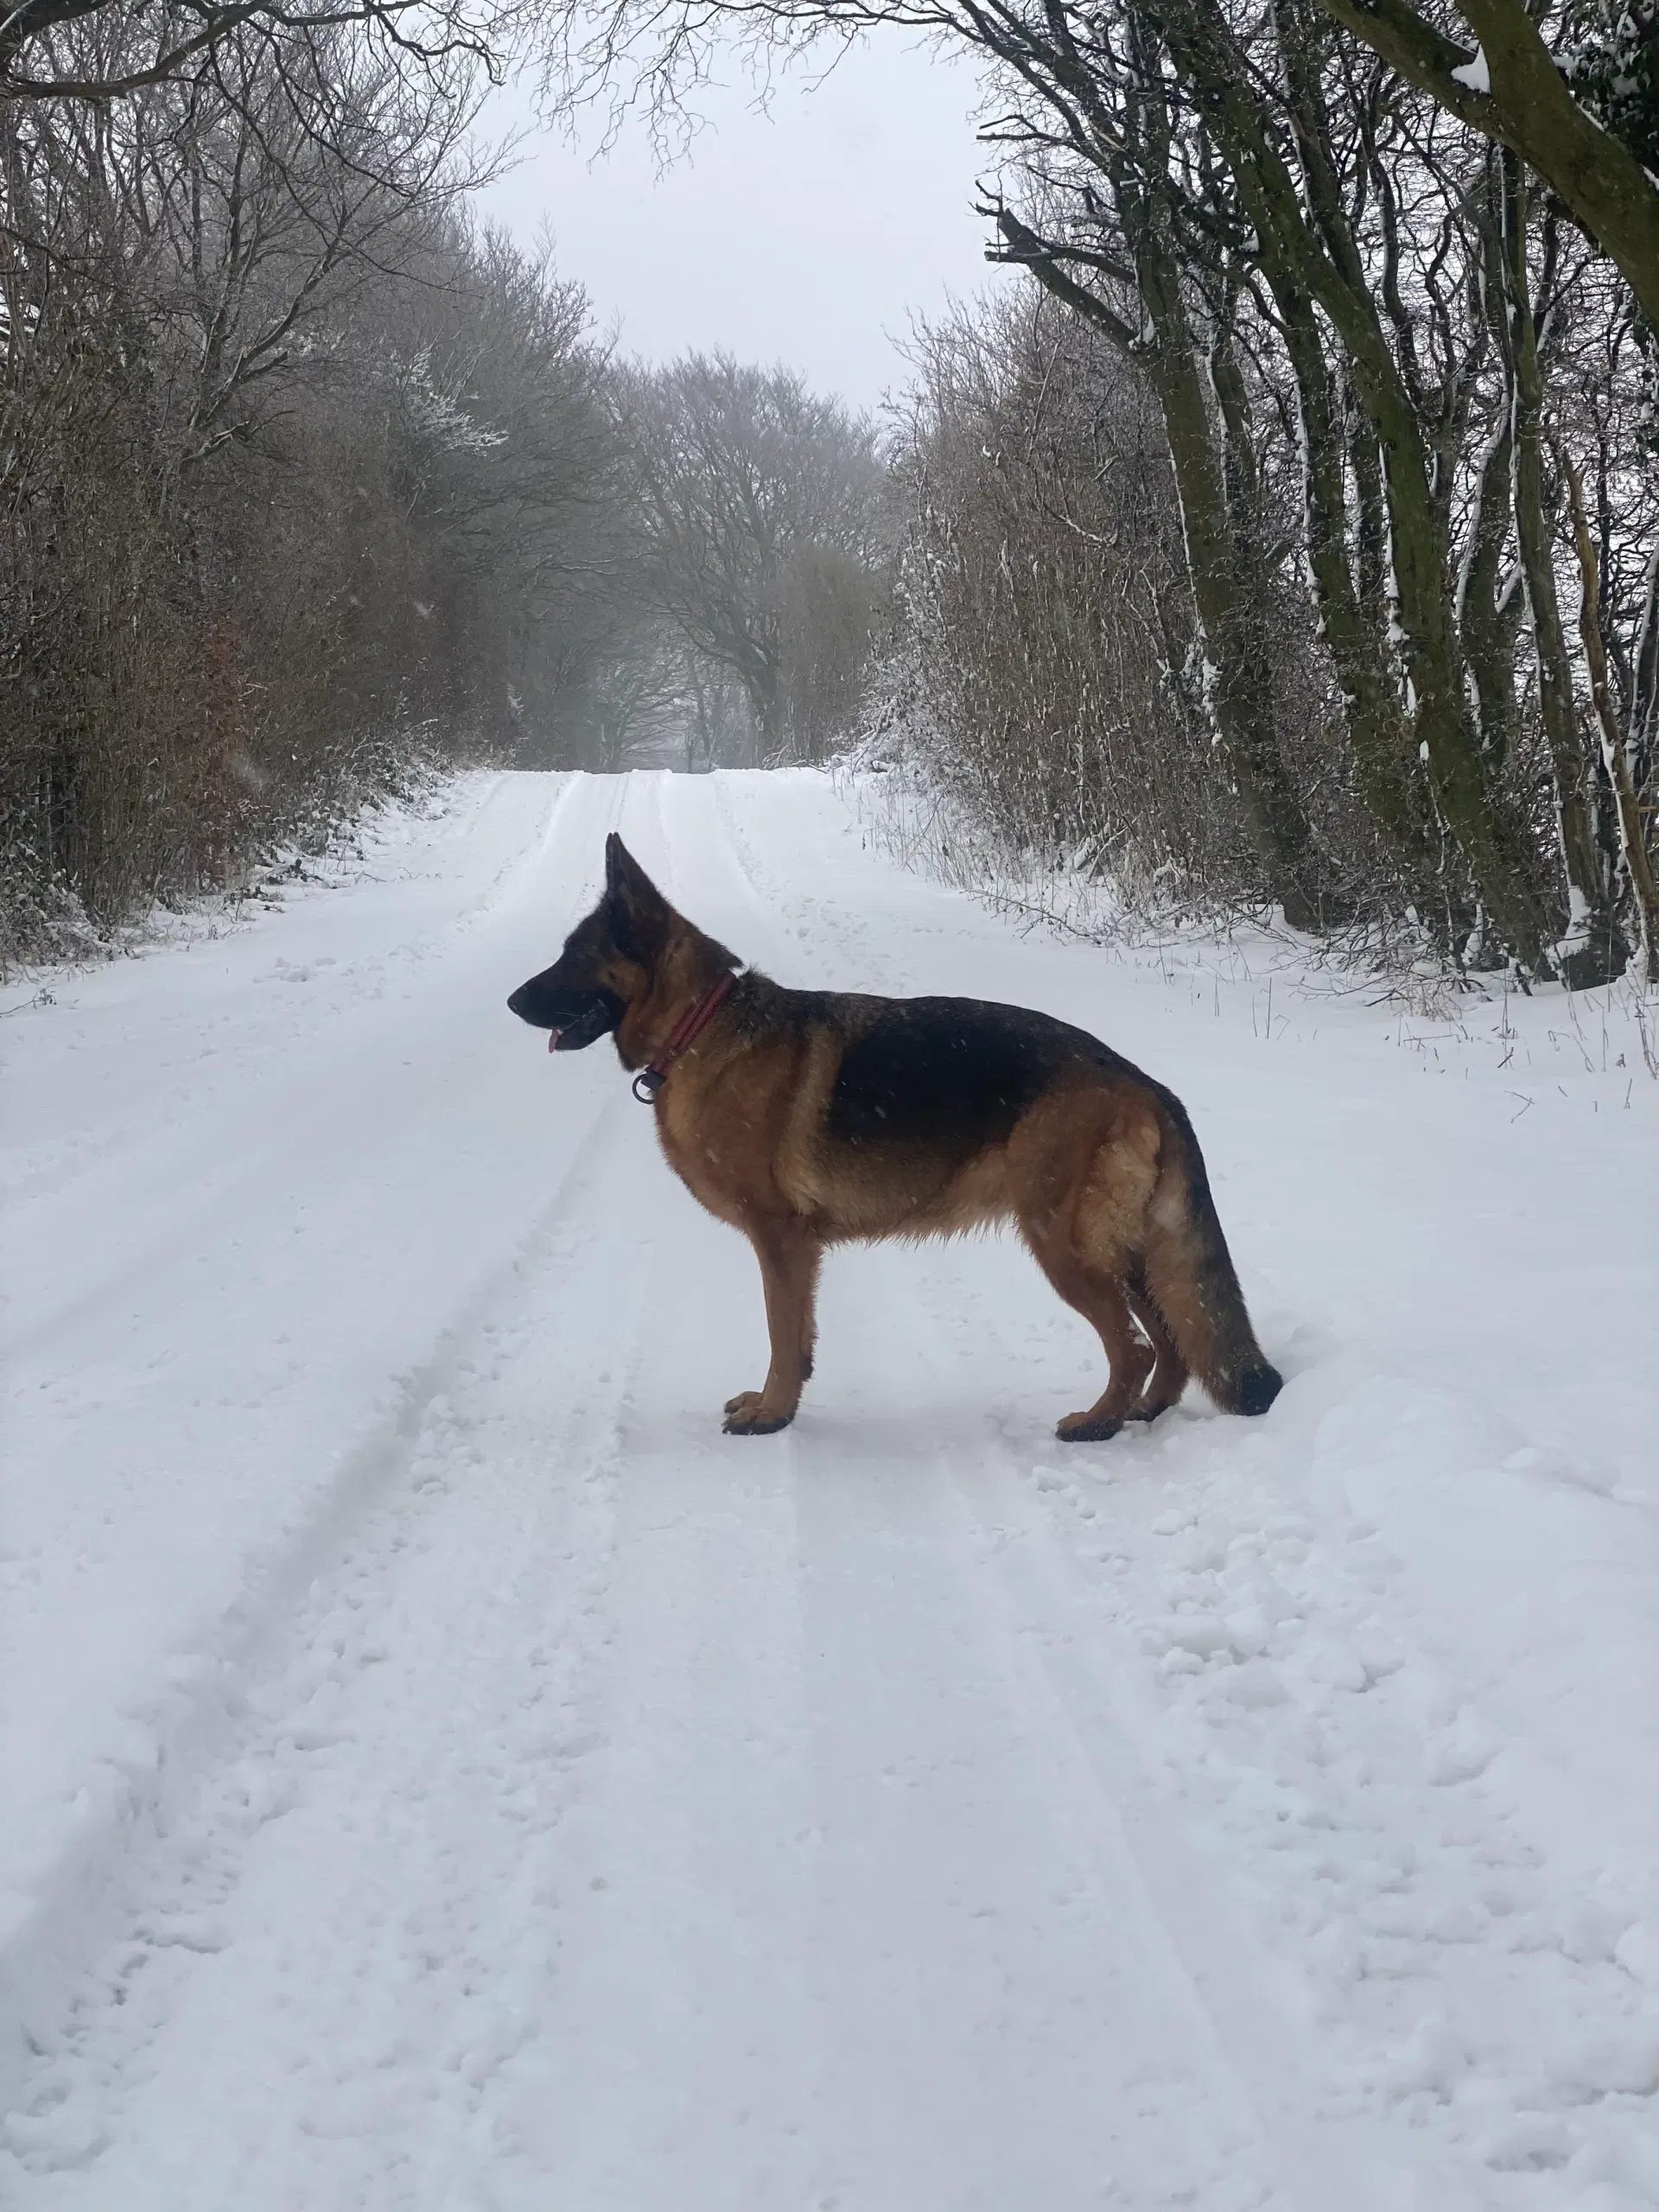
[2,0,523,107]
[614,352,889,758]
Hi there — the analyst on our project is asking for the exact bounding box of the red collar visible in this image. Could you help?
[631,971,737,1103]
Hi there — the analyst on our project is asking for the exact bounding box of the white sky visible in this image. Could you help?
[476,36,1009,413]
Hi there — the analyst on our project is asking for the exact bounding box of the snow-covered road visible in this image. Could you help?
[4,770,1657,2210]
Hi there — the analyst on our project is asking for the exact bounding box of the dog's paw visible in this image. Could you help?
[1056,1410,1123,1443]
[722,1391,794,1436]
[1122,1399,1173,1426]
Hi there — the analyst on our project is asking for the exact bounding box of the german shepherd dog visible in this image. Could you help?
[509,836,1282,1440]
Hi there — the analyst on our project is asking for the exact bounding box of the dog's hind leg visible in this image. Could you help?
[1124,1269,1188,1423]
[724,1219,821,1435]
[1020,1218,1154,1443]
[1014,1096,1162,1442]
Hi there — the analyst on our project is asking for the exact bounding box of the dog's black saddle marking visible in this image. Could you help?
[825,997,1108,1154]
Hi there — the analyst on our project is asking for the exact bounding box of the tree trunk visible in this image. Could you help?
[1265,264,1427,861]
[1498,156,1626,984]
[1456,179,1524,774]
[1455,410,1522,772]
[1560,448,1658,982]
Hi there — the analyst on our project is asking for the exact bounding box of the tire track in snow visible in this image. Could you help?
[929,1439,1402,2212]
[786,1420,1295,2212]
[2,771,692,2199]
[1,773,634,2126]
[2,1085,680,2202]
[1,1082,629,2141]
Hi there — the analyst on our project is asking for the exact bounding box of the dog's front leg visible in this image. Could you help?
[723,1220,820,1435]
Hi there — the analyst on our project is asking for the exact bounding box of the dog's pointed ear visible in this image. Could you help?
[603,833,670,959]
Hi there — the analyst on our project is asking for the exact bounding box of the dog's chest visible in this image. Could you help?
[652,1027,828,1224]
[655,1109,754,1224]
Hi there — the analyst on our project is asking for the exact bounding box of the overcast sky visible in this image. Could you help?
[476,37,1009,414]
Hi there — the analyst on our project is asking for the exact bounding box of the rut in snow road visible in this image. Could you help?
[3,770,1657,2211]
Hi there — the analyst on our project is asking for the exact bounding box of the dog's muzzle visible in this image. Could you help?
[506,982,623,1052]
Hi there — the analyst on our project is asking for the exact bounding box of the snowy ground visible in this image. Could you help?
[3,768,1657,2212]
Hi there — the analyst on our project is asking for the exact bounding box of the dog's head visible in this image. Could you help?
[507,833,672,1051]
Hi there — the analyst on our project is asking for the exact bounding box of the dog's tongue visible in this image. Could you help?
[546,1028,562,1052]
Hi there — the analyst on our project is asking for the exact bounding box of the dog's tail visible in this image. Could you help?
[1141,1090,1281,1417]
